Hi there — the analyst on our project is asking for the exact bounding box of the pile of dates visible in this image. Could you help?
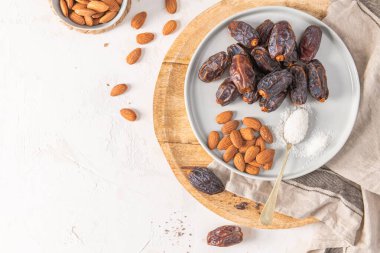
[198,19,329,112]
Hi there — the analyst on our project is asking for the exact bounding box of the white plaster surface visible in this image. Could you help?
[0,1,320,252]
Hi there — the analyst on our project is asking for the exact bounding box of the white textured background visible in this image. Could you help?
[0,0,322,252]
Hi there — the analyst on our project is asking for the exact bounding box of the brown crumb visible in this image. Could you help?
[234,202,249,210]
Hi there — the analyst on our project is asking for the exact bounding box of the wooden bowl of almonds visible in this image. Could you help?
[50,0,131,34]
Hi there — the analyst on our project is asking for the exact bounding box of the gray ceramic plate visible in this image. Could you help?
[185,6,360,180]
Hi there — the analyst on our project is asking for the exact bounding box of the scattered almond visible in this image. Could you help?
[110,83,128,96]
[99,11,117,23]
[230,130,243,148]
[208,131,220,150]
[131,11,147,29]
[217,135,232,150]
[221,120,239,135]
[66,0,74,9]
[244,146,260,163]
[72,3,87,10]
[162,20,177,35]
[216,111,233,124]
[223,145,238,162]
[245,164,260,175]
[256,149,275,164]
[242,117,262,131]
[60,0,69,17]
[240,127,255,141]
[69,12,85,25]
[165,0,177,14]
[84,16,94,26]
[120,108,137,121]
[136,32,155,44]
[126,48,142,65]
[101,0,120,11]
[75,8,97,16]
[238,140,255,153]
[87,1,109,12]
[234,153,245,172]
[255,136,266,152]
[260,125,273,144]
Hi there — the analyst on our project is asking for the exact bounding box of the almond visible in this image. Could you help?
[244,146,260,163]
[165,0,177,14]
[115,0,123,4]
[207,131,219,150]
[99,11,117,23]
[92,12,105,18]
[126,48,142,65]
[234,153,245,172]
[238,140,255,153]
[216,111,233,124]
[217,135,232,150]
[256,149,275,164]
[242,117,262,131]
[60,0,69,17]
[93,18,100,25]
[75,8,97,16]
[66,0,74,8]
[240,127,255,141]
[221,120,239,135]
[76,0,90,4]
[263,162,273,170]
[248,160,263,168]
[87,1,110,12]
[131,11,147,29]
[110,83,128,96]
[255,136,266,152]
[69,12,85,25]
[230,130,243,148]
[136,32,154,44]
[223,145,238,162]
[101,0,120,12]
[245,164,260,175]
[72,3,87,10]
[162,20,177,35]
[120,108,137,121]
[84,16,94,26]
[260,125,273,144]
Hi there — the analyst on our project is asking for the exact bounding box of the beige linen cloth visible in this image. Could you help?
[210,0,380,252]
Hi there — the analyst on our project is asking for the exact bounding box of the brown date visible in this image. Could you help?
[188,167,225,195]
[227,43,249,58]
[289,64,308,105]
[230,54,256,94]
[306,59,328,102]
[242,88,259,104]
[268,21,296,62]
[216,78,240,106]
[198,51,231,82]
[228,20,260,48]
[259,91,287,112]
[256,19,274,46]
[251,46,281,73]
[299,25,322,62]
[207,225,243,247]
[257,69,292,99]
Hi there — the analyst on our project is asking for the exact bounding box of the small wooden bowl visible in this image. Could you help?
[49,0,131,34]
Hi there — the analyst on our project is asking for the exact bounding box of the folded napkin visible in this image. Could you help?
[210,1,380,252]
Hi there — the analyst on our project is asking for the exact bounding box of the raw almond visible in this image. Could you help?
[230,130,243,148]
[75,8,97,16]
[115,0,123,4]
[165,0,177,14]
[245,164,260,175]
[244,146,260,163]
[242,117,262,131]
[76,0,90,4]
[60,0,69,17]
[120,108,137,121]
[234,153,245,172]
[239,140,255,153]
[263,162,273,170]
[93,18,100,25]
[217,135,232,150]
[131,11,147,29]
[136,32,154,44]
[248,160,263,168]
[223,145,238,162]
[99,11,117,23]
[84,16,94,26]
[260,125,273,144]
[221,120,239,135]
[101,0,120,12]
[69,12,85,25]
[215,111,233,124]
[240,127,255,141]
[162,20,177,35]
[255,136,266,152]
[87,1,109,12]
[72,3,87,10]
[110,83,128,96]
[126,48,142,65]
[207,131,220,150]
[66,0,74,8]
[92,12,105,18]
[256,149,275,164]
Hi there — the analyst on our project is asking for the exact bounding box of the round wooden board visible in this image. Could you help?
[153,0,329,229]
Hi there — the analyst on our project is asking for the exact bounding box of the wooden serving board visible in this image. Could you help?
[153,0,329,229]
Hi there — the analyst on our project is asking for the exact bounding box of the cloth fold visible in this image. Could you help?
[209,1,380,252]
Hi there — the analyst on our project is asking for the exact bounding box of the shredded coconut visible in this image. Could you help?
[283,108,309,144]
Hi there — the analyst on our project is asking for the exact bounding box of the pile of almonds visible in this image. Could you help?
[208,111,275,175]
[59,0,123,26]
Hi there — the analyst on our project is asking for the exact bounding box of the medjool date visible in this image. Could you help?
[207,225,243,247]
[198,51,231,82]
[306,59,328,102]
[257,69,292,99]
[216,78,240,106]
[242,88,259,104]
[251,46,281,73]
[188,167,225,195]
[289,64,307,105]
[268,21,296,62]
[259,91,287,112]
[227,43,249,57]
[256,19,274,46]
[299,25,322,62]
[230,54,255,94]
[228,20,260,49]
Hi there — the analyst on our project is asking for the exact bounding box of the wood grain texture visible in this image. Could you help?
[154,0,329,228]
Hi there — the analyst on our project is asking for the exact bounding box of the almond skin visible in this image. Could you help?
[260,125,273,144]
[131,11,147,29]
[126,48,142,65]
[69,12,85,25]
[230,130,243,148]
[242,117,262,131]
[256,149,275,164]
[255,136,266,152]
[245,164,260,175]
[162,20,177,35]
[101,0,120,11]
[87,1,109,12]
[223,145,238,162]
[234,153,245,172]
[120,108,137,121]
[238,140,255,153]
[217,135,232,150]
[99,11,117,23]
[136,32,154,44]
[221,120,239,135]
[66,0,74,9]
[165,0,177,14]
[244,146,260,163]
[216,111,233,124]
[72,3,87,11]
[110,84,128,96]
[240,127,256,141]
[92,12,105,18]
[208,131,220,150]
[75,8,97,16]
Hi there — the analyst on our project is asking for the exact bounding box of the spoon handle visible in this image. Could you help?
[260,143,292,225]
